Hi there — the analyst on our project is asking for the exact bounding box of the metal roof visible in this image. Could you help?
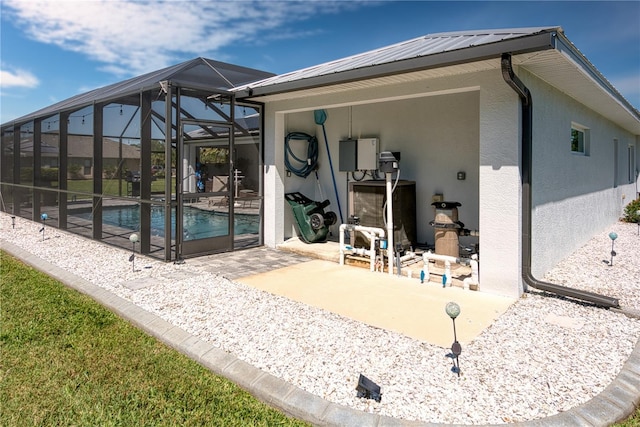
[233,27,640,134]
[234,27,561,95]
[3,57,274,128]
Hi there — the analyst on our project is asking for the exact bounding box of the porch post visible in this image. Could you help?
[478,77,523,298]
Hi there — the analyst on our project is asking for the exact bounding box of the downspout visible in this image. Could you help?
[500,53,620,309]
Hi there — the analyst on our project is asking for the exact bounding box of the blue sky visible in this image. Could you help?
[1,1,639,125]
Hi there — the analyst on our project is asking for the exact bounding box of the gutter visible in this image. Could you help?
[500,53,620,309]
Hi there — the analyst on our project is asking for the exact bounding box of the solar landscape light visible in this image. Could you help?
[11,215,15,229]
[445,301,462,377]
[39,213,48,241]
[637,210,640,236]
[129,233,139,272]
[356,373,382,402]
[608,232,618,266]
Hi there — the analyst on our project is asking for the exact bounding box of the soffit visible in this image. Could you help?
[515,50,640,135]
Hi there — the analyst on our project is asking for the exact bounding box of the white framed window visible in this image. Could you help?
[571,122,590,155]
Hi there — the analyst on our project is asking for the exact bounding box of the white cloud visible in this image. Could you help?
[3,0,364,77]
[0,66,40,88]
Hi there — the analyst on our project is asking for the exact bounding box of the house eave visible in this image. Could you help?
[235,32,557,99]
[237,29,640,135]
[515,36,640,135]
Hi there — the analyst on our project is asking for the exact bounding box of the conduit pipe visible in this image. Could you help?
[339,224,385,272]
[501,53,619,309]
[385,171,394,276]
[398,252,421,264]
[422,251,466,266]
[463,255,480,290]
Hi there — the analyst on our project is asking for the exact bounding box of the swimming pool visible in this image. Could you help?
[75,205,259,240]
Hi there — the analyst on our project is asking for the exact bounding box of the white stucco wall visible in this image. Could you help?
[344,92,480,248]
[262,111,286,248]
[266,80,486,247]
[276,93,481,246]
[521,69,640,277]
[478,71,524,299]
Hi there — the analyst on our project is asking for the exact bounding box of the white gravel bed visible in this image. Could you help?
[2,212,639,425]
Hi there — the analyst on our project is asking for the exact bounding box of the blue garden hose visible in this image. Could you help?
[284,132,318,178]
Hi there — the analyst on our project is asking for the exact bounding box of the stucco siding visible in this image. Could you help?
[262,110,286,247]
[478,70,523,298]
[521,69,639,277]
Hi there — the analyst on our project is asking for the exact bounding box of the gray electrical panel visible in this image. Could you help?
[339,139,357,171]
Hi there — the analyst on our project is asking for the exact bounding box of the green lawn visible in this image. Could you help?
[0,251,309,427]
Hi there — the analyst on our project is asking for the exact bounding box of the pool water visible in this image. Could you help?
[77,205,259,240]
